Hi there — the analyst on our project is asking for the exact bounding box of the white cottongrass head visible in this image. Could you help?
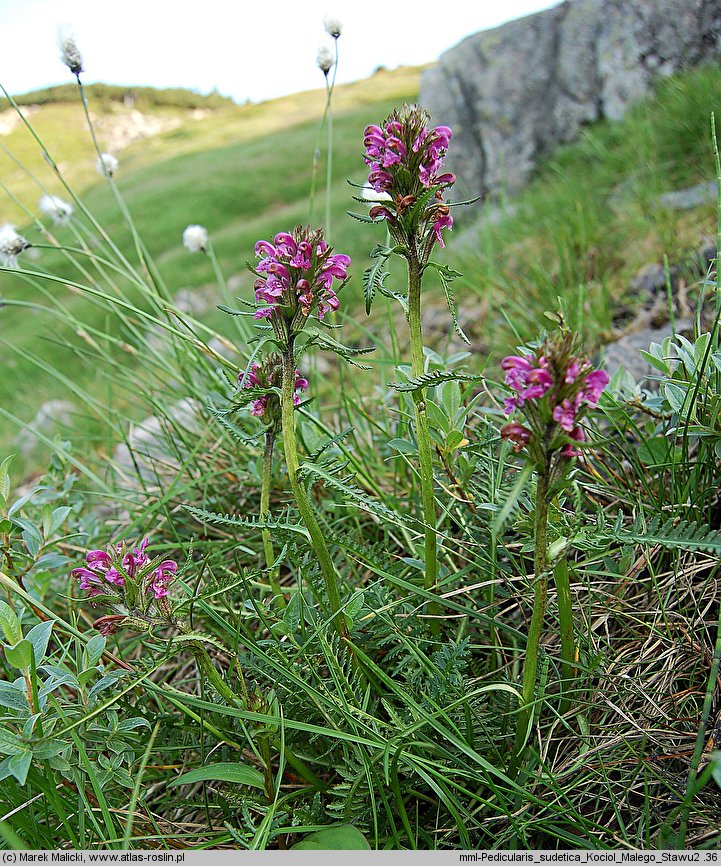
[0,225,31,269]
[361,183,392,202]
[39,194,74,226]
[96,153,119,177]
[182,224,209,253]
[58,28,83,75]
[323,16,342,38]
[317,46,334,75]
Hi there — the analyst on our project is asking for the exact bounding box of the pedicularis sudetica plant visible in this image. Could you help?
[228,226,360,642]
[72,537,249,707]
[353,104,470,628]
[499,329,609,760]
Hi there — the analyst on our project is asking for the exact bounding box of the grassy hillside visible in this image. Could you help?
[0,62,719,471]
[0,66,423,465]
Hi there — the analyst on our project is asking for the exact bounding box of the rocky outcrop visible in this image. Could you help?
[420,0,721,205]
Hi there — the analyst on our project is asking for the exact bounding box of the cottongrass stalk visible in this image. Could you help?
[183,224,252,342]
[310,19,340,231]
[70,54,172,303]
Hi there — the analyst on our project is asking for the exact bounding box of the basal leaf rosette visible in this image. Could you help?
[72,538,180,636]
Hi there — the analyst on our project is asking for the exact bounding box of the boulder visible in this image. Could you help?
[421,0,721,206]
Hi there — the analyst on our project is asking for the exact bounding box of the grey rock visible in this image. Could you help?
[630,263,668,294]
[20,400,75,456]
[421,0,721,207]
[658,180,718,210]
[112,398,204,486]
[602,319,692,383]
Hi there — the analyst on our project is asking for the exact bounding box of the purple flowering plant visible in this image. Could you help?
[353,104,474,625]
[72,538,180,636]
[500,328,610,763]
[500,329,609,490]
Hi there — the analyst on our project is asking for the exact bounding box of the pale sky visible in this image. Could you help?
[1,0,563,104]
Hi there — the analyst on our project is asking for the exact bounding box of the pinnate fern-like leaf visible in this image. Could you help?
[184,505,308,537]
[391,370,482,393]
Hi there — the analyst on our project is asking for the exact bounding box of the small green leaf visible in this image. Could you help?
[363,244,392,315]
[445,430,466,452]
[388,438,417,455]
[25,620,54,666]
[391,370,481,393]
[343,591,365,626]
[0,601,22,645]
[292,825,371,850]
[0,727,25,756]
[47,506,71,536]
[4,639,34,672]
[7,751,32,786]
[82,634,106,670]
[168,762,265,790]
[283,591,303,634]
[0,455,12,502]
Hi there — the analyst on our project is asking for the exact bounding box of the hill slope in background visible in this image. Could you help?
[0,61,719,473]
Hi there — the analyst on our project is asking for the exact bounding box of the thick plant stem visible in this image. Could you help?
[407,250,440,633]
[189,641,248,708]
[554,557,577,714]
[261,430,285,608]
[514,471,550,759]
[280,341,349,641]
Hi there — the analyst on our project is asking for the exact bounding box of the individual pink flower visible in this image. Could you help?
[553,399,578,432]
[501,422,532,452]
[562,426,586,457]
[150,560,178,599]
[583,370,610,406]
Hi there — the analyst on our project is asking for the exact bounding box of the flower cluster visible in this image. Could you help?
[0,224,30,269]
[362,105,455,250]
[500,333,609,461]
[59,31,83,76]
[182,224,209,253]
[96,153,119,177]
[252,226,349,329]
[72,538,179,635]
[39,194,74,226]
[239,357,308,423]
[317,46,334,75]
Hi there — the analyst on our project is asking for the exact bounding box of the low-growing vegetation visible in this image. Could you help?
[0,29,720,852]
